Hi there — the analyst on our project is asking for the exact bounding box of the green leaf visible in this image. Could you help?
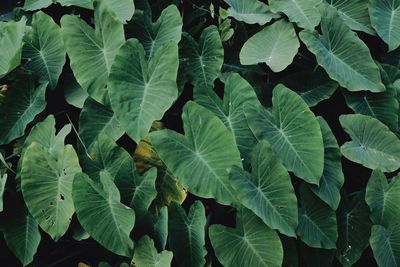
[240,20,299,72]
[132,235,173,267]
[269,0,321,30]
[339,114,400,172]
[152,206,168,251]
[2,206,41,267]
[229,141,298,237]
[23,0,91,10]
[0,173,6,212]
[244,84,324,184]
[108,40,178,143]
[0,18,26,78]
[209,208,283,267]
[370,224,400,267]
[100,0,134,23]
[343,85,399,131]
[0,78,47,145]
[79,97,124,149]
[223,0,279,25]
[297,185,338,249]
[336,192,371,267]
[63,75,89,109]
[194,72,259,160]
[23,11,66,89]
[369,0,400,51]
[299,7,385,92]
[129,5,182,58]
[310,117,344,210]
[73,172,135,257]
[21,142,81,240]
[150,101,242,206]
[325,0,375,35]
[281,69,338,107]
[168,202,207,267]
[180,26,224,87]
[61,0,125,103]
[366,170,400,227]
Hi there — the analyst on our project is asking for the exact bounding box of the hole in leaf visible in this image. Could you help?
[60,194,65,200]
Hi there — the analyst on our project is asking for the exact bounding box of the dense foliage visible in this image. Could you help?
[1,0,400,266]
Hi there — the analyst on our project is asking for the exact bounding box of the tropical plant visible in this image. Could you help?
[1,0,400,266]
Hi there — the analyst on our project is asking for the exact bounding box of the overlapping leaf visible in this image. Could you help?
[132,235,173,267]
[370,224,400,267]
[223,0,279,25]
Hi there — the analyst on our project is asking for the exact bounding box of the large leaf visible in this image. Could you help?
[209,208,283,267]
[1,206,41,267]
[366,170,400,227]
[23,11,66,89]
[297,185,338,249]
[61,0,125,103]
[339,114,400,172]
[229,141,298,237]
[180,26,224,87]
[0,78,47,145]
[325,0,375,35]
[21,142,81,240]
[244,84,324,184]
[281,70,338,107]
[336,192,371,267]
[194,72,259,160]
[269,0,321,30]
[150,101,242,206]
[79,97,124,149]
[223,0,279,25]
[369,0,400,51]
[108,40,178,143]
[132,235,173,267]
[240,20,299,72]
[73,172,135,257]
[168,202,207,267]
[310,117,344,210]
[370,224,400,267]
[0,18,26,78]
[343,85,399,131]
[299,7,385,92]
[128,5,182,58]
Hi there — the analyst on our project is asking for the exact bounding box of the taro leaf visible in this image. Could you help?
[310,117,344,210]
[168,201,207,267]
[366,170,400,227]
[23,11,66,89]
[108,40,178,143]
[244,84,324,184]
[229,141,298,237]
[297,185,338,249]
[339,114,400,172]
[0,18,26,78]
[370,224,400,267]
[281,69,338,107]
[325,0,375,35]
[115,160,157,219]
[128,5,182,58]
[153,206,168,250]
[240,20,300,72]
[73,172,135,257]
[223,0,279,25]
[194,72,259,160]
[369,0,400,51]
[0,173,6,212]
[150,101,242,206]
[100,0,135,22]
[2,206,41,267]
[299,7,385,92]
[0,79,47,145]
[180,26,224,88]
[80,134,131,181]
[61,0,125,103]
[132,235,173,267]
[209,208,283,267]
[336,192,371,267]
[23,0,91,10]
[79,97,124,149]
[63,75,89,109]
[269,0,321,30]
[21,142,81,240]
[343,86,398,131]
